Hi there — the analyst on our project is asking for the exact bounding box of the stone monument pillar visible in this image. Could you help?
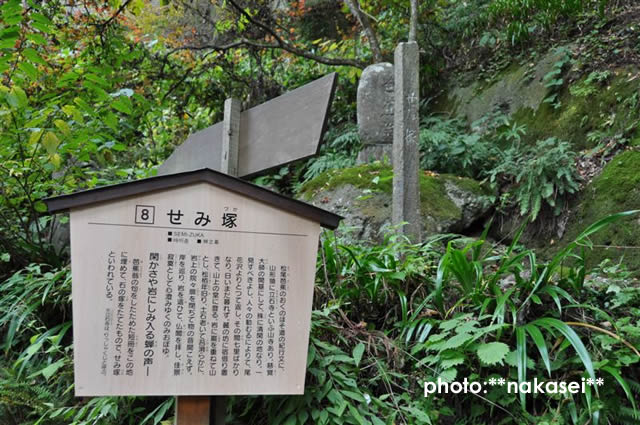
[356,62,394,163]
[392,42,421,242]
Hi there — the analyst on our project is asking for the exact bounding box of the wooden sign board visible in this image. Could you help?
[55,174,338,396]
[158,73,337,179]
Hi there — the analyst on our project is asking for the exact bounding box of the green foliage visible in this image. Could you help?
[419,112,578,222]
[488,137,580,220]
[0,264,174,424]
[489,0,610,45]
[318,230,441,325]
[302,123,361,184]
[0,0,183,275]
[418,111,529,178]
[232,306,443,425]
[232,212,638,424]
[418,116,498,178]
[0,265,71,355]
[542,47,571,109]
[424,212,639,423]
[416,313,508,378]
[570,70,612,98]
[558,150,640,270]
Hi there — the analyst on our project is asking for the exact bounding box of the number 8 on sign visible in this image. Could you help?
[135,205,155,224]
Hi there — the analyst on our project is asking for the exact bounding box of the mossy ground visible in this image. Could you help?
[298,162,491,223]
[512,68,640,151]
[557,150,640,270]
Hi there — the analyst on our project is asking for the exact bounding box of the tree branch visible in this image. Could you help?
[166,36,366,68]
[101,0,133,28]
[226,0,367,68]
[343,0,383,62]
[409,0,418,42]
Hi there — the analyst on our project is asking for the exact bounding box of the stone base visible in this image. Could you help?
[301,163,493,243]
[356,144,393,164]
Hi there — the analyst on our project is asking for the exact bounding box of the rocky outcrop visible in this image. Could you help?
[299,163,494,242]
[444,47,569,124]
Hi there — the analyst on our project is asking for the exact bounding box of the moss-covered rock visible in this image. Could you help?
[299,163,494,241]
[436,53,640,152]
[556,150,640,270]
[437,48,566,124]
[512,67,640,150]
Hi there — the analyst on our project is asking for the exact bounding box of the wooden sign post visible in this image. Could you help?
[176,396,217,425]
[176,96,243,425]
[43,75,340,425]
[159,73,337,178]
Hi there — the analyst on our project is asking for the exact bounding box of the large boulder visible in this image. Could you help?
[299,163,494,241]
[442,47,569,124]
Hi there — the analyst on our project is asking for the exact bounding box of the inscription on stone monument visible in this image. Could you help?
[357,63,394,163]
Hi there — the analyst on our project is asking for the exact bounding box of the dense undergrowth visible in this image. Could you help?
[2,0,640,424]
[2,215,640,424]
[231,213,640,425]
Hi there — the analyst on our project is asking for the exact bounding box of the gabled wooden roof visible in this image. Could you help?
[44,168,342,229]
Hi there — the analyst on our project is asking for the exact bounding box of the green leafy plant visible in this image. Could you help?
[489,0,610,45]
[542,47,571,109]
[570,70,612,98]
[302,123,361,183]
[488,137,580,220]
[426,211,640,423]
[418,113,513,178]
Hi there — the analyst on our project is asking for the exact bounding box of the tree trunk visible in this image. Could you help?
[409,0,418,42]
[344,0,384,63]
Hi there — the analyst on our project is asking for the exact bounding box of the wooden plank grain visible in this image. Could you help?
[176,397,210,425]
[221,98,241,176]
[238,73,336,177]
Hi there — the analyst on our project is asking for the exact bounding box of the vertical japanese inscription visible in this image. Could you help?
[198,256,209,375]
[175,255,186,376]
[87,197,309,395]
[222,256,231,376]
[144,253,159,375]
[256,259,265,374]
[113,251,128,376]
[278,265,288,371]
[101,251,115,376]
[97,251,291,380]
[186,255,198,375]
[163,254,174,359]
[267,265,276,376]
[233,257,243,376]
[210,256,220,376]
[245,257,254,376]
[126,258,140,376]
